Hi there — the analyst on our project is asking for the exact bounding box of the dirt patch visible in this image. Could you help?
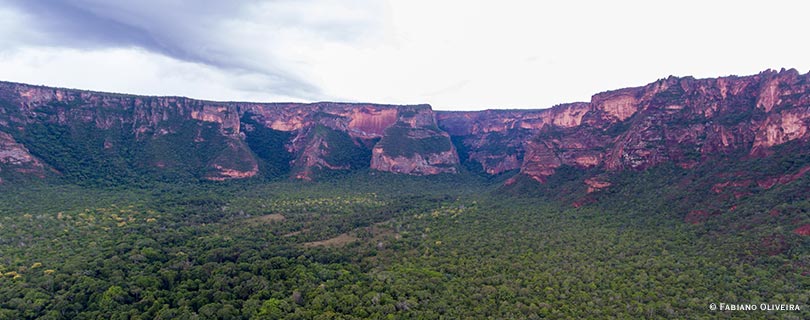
[283,228,308,237]
[300,221,398,248]
[247,213,285,224]
[368,223,397,241]
[302,233,358,248]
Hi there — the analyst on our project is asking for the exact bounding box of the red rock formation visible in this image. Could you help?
[0,131,47,178]
[440,69,810,182]
[243,103,458,177]
[520,140,561,182]
[0,82,460,180]
[437,102,590,174]
[370,107,459,175]
[4,68,810,182]
[204,141,259,181]
[370,147,458,175]
[794,224,810,236]
[584,177,611,193]
[347,108,398,137]
[591,88,642,121]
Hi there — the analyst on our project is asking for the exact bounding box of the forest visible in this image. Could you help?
[0,167,808,319]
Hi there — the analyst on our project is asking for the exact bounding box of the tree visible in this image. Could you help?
[254,298,288,319]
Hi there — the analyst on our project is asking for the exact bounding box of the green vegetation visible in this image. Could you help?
[377,124,452,157]
[132,121,235,181]
[0,162,808,319]
[12,111,244,185]
[14,121,137,185]
[313,125,372,170]
[450,135,487,175]
[241,114,292,178]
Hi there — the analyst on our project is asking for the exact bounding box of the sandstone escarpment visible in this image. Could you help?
[370,107,459,175]
[3,68,810,183]
[0,82,250,181]
[0,82,461,180]
[242,103,458,178]
[436,102,590,174]
[370,147,458,175]
[439,69,810,185]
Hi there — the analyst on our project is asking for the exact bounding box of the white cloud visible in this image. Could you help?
[276,0,810,109]
[1,0,809,110]
[0,47,308,103]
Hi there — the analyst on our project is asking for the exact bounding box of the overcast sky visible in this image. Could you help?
[0,1,808,110]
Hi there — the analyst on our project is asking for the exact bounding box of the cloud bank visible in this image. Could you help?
[1,0,387,101]
[1,1,809,110]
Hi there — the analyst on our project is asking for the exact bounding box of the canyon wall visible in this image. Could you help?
[437,69,810,183]
[2,68,809,183]
[0,83,458,181]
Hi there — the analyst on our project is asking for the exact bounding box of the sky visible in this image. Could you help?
[0,1,808,111]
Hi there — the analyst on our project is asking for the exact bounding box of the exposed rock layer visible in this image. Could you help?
[437,69,810,183]
[2,68,810,182]
[0,83,458,180]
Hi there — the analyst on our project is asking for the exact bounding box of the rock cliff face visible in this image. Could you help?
[0,131,47,181]
[2,68,810,183]
[0,82,458,181]
[437,68,810,184]
[436,103,591,175]
[370,107,459,175]
[0,82,257,181]
[239,103,458,179]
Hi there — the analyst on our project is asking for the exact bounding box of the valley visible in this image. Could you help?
[0,69,809,318]
[0,168,808,319]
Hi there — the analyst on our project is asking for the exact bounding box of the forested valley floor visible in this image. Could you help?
[0,170,808,319]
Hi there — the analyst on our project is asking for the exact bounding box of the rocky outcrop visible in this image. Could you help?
[204,140,259,181]
[2,68,810,183]
[0,82,251,180]
[370,147,458,175]
[438,68,810,185]
[242,103,458,178]
[0,131,47,179]
[0,82,460,180]
[436,103,590,174]
[371,107,459,175]
[584,177,611,193]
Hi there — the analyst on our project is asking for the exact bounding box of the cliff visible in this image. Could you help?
[2,68,810,185]
[0,82,459,182]
[239,102,458,180]
[437,69,810,186]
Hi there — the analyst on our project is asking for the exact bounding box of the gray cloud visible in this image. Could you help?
[1,0,383,100]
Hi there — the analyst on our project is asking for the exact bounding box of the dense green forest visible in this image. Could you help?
[0,168,808,319]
